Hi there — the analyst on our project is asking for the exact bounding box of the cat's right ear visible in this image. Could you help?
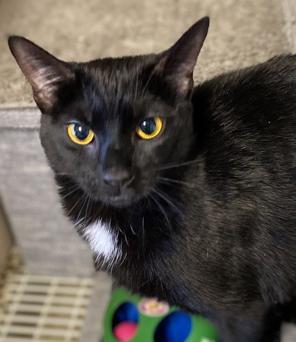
[8,36,74,113]
[155,17,209,99]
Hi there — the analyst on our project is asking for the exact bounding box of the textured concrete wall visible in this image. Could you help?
[0,108,94,276]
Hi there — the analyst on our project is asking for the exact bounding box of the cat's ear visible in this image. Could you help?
[8,36,74,113]
[156,17,209,98]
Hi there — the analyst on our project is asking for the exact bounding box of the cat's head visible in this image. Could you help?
[8,17,209,210]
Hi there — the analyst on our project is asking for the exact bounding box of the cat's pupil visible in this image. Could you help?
[140,118,156,135]
[73,123,89,140]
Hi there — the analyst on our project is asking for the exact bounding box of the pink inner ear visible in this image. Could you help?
[8,36,74,112]
[25,58,73,112]
[30,66,66,111]
[174,73,194,98]
[33,66,64,91]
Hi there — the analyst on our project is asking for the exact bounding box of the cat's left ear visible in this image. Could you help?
[156,17,209,98]
[8,36,74,113]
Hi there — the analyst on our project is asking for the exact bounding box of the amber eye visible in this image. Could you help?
[136,117,163,140]
[67,122,94,145]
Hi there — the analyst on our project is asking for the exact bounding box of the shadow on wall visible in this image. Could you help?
[0,198,13,275]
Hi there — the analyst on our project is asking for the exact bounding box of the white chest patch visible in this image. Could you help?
[82,220,121,267]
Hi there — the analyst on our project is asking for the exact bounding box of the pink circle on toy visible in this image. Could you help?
[113,322,138,342]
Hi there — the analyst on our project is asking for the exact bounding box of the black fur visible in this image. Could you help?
[8,17,296,341]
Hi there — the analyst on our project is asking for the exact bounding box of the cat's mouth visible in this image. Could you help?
[103,185,152,208]
[97,176,152,208]
[98,183,141,208]
[104,190,146,208]
[79,176,153,208]
[108,194,135,208]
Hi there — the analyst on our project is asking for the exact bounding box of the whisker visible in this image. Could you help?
[152,188,183,217]
[119,251,127,267]
[157,158,200,171]
[75,193,88,225]
[118,225,129,247]
[67,197,82,217]
[149,192,172,233]
[83,195,93,226]
[60,185,81,199]
[141,217,145,247]
[158,176,196,189]
[74,216,86,228]
[130,224,136,236]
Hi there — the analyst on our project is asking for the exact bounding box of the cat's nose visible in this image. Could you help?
[103,168,133,188]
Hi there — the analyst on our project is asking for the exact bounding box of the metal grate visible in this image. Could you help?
[0,250,94,342]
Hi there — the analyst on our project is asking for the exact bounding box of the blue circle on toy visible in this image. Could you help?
[154,311,192,342]
[112,302,139,327]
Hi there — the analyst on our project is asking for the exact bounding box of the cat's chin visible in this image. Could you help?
[106,194,141,208]
[96,191,141,208]
[108,199,133,208]
[92,184,152,208]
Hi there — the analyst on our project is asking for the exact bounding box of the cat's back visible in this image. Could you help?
[189,56,296,307]
[193,54,296,160]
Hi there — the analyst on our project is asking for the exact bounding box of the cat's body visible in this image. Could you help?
[82,55,296,341]
[8,18,296,341]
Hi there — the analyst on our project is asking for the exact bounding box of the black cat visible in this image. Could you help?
[8,17,296,341]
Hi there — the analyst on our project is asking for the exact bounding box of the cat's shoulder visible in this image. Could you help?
[206,54,295,86]
[193,54,296,105]
[240,54,296,84]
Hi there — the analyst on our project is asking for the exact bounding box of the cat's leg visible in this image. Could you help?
[211,313,265,342]
[260,305,282,342]
[213,298,296,341]
[260,298,296,342]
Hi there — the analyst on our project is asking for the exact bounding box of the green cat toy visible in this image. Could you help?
[103,287,218,342]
